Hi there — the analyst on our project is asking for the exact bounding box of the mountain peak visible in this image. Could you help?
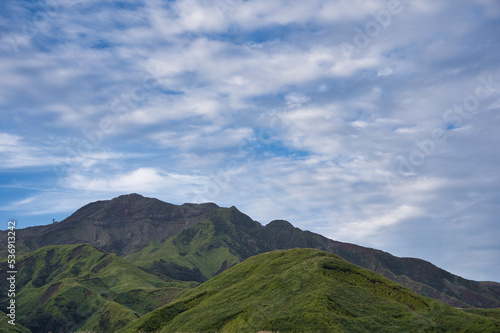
[10,194,222,257]
[265,219,295,230]
[116,193,144,200]
[110,193,151,204]
[181,202,219,209]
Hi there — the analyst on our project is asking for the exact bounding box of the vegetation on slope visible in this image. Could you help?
[0,244,196,333]
[125,207,261,281]
[0,320,31,333]
[128,249,500,333]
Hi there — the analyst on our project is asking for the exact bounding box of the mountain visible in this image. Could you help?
[127,249,500,333]
[1,193,499,309]
[0,243,196,332]
[4,193,218,257]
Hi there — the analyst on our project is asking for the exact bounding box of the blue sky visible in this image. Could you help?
[1,0,500,281]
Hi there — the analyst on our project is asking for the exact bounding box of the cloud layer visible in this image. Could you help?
[1,0,499,281]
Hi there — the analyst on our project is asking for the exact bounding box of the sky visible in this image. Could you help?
[1,0,499,281]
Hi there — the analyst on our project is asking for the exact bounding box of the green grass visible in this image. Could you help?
[464,308,500,320]
[0,319,32,333]
[0,244,196,333]
[126,249,500,333]
[126,218,243,281]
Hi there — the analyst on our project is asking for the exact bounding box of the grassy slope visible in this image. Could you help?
[0,244,196,333]
[465,308,500,321]
[128,249,500,333]
[0,320,31,333]
[125,208,259,281]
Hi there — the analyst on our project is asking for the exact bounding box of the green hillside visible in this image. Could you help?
[0,320,31,333]
[125,207,264,282]
[128,249,500,333]
[0,244,196,332]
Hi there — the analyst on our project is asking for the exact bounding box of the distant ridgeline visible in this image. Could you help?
[0,194,499,332]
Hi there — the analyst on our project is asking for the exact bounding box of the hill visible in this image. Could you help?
[128,249,500,333]
[0,244,196,332]
[1,193,499,308]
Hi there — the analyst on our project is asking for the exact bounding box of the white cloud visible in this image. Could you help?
[61,167,207,201]
[0,133,22,148]
[335,204,423,240]
[0,133,56,168]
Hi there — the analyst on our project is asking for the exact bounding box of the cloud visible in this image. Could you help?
[65,167,204,194]
[152,127,254,152]
[0,133,57,168]
[1,0,499,281]
[336,204,423,239]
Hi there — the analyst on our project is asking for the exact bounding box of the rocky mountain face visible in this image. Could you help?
[4,193,218,256]
[2,193,500,309]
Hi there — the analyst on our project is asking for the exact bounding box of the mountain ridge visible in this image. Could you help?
[1,193,499,309]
